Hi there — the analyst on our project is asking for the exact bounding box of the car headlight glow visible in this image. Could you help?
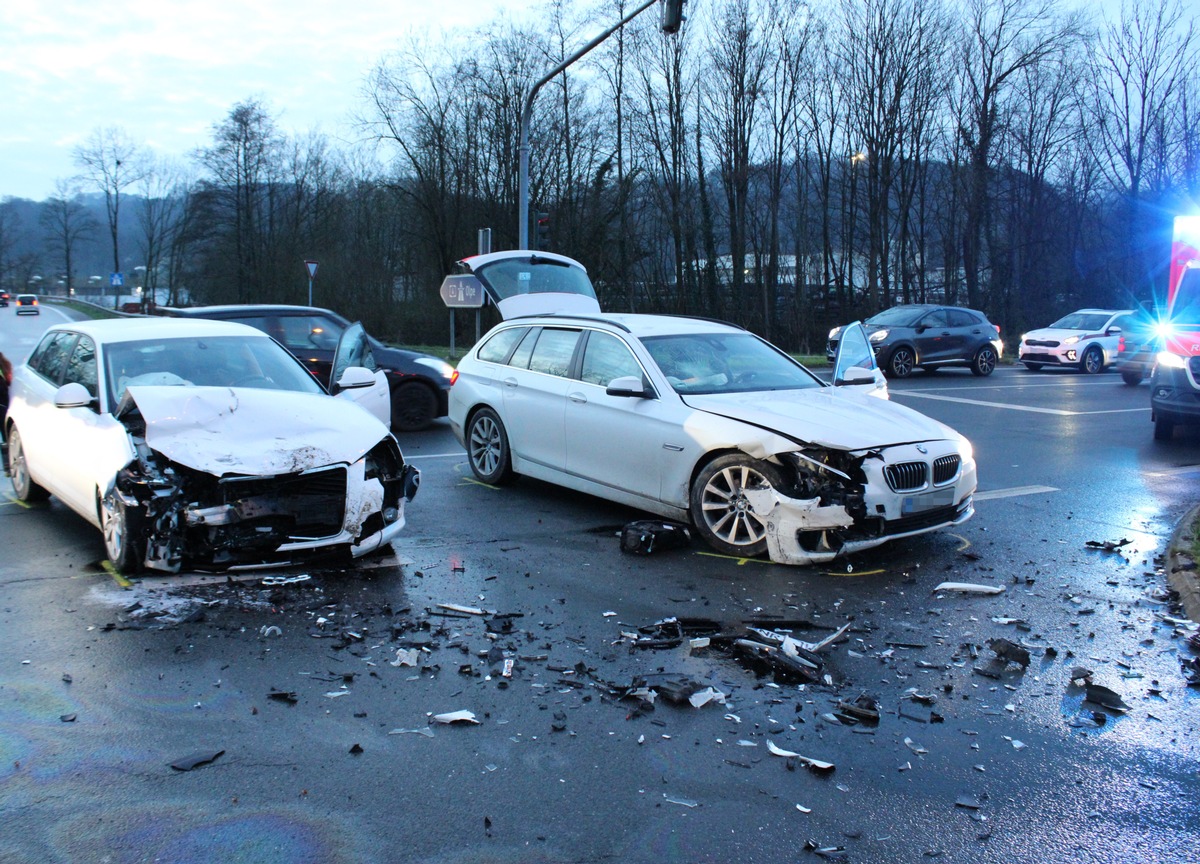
[1156,351,1187,369]
[1063,335,1079,345]
[828,326,842,339]
[869,329,888,342]
[416,357,456,379]
[1154,320,1175,340]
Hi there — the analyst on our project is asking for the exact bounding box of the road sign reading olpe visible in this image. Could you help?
[439,274,485,308]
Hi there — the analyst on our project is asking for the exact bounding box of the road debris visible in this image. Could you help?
[1083,684,1130,713]
[934,582,1006,595]
[974,638,1032,679]
[1085,538,1133,553]
[267,689,298,704]
[170,750,225,771]
[620,520,691,555]
[432,710,480,725]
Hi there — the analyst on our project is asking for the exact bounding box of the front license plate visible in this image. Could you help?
[902,487,955,515]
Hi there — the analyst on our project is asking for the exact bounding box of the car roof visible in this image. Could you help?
[500,312,743,339]
[47,317,269,343]
[163,304,346,319]
[1068,308,1132,315]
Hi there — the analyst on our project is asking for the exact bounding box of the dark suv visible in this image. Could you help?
[163,305,453,431]
[827,304,1002,378]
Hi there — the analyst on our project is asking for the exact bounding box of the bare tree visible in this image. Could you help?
[73,126,148,306]
[136,160,190,308]
[39,179,99,297]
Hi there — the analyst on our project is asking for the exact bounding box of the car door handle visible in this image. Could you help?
[503,377,518,389]
[568,392,587,404]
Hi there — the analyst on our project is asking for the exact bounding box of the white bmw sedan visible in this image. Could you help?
[6,318,419,574]
[446,252,975,565]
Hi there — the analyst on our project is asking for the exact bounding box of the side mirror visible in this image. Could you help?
[1107,326,1122,336]
[837,366,878,386]
[335,366,377,391]
[54,382,95,408]
[606,375,652,398]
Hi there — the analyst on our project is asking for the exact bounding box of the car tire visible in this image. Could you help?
[1080,346,1104,374]
[970,346,998,376]
[886,347,915,379]
[391,381,438,432]
[1023,362,1043,372]
[466,407,514,485]
[1154,416,1174,441]
[101,490,144,574]
[689,453,784,558]
[1121,369,1144,386]
[7,427,49,502]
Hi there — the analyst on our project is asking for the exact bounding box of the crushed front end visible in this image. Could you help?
[109,415,418,572]
[745,439,976,565]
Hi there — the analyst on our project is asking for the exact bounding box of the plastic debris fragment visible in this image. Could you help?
[934,582,1005,595]
[432,710,480,725]
[170,750,225,771]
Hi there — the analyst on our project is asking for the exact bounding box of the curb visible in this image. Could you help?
[1166,502,1200,624]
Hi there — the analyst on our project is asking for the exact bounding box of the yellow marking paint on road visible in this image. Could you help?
[459,477,500,489]
[3,493,33,509]
[820,567,885,577]
[951,533,971,552]
[101,560,133,589]
[695,551,771,566]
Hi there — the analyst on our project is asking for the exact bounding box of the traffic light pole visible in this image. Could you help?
[518,0,660,249]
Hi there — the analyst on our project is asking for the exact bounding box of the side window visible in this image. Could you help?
[527,329,581,378]
[33,332,78,385]
[231,315,283,342]
[922,310,950,328]
[477,327,527,364]
[580,332,642,386]
[26,332,58,370]
[947,310,976,327]
[277,315,345,353]
[508,328,541,370]
[63,335,98,398]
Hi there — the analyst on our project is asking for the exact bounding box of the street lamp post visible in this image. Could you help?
[518,0,663,249]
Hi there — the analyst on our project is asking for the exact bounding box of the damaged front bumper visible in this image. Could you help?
[745,441,976,565]
[115,437,420,573]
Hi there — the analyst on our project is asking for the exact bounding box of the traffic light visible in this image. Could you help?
[661,0,684,34]
[535,212,551,250]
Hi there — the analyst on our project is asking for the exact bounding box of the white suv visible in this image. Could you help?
[1018,309,1136,374]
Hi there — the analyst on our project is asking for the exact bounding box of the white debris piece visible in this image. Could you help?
[437,603,489,615]
[934,582,1006,595]
[688,687,728,708]
[432,710,480,725]
[391,648,421,667]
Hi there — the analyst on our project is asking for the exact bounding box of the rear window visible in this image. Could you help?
[476,327,528,364]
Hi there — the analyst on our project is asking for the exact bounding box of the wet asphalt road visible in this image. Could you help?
[2,308,1199,864]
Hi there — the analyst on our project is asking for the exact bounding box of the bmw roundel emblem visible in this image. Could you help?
[916,444,928,454]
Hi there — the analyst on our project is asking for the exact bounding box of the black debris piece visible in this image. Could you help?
[485,613,524,634]
[634,673,704,705]
[267,689,299,704]
[170,750,225,771]
[835,694,880,726]
[551,711,568,732]
[59,713,77,723]
[989,638,1031,668]
[620,520,692,555]
[1085,538,1133,553]
[733,639,821,683]
[349,743,363,755]
[1084,684,1130,713]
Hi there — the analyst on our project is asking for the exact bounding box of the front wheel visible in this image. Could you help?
[101,491,145,574]
[8,426,49,502]
[466,407,514,485]
[391,381,438,432]
[1080,346,1104,374]
[971,346,998,376]
[689,454,785,558]
[1023,362,1044,372]
[1121,369,1144,386]
[886,347,915,378]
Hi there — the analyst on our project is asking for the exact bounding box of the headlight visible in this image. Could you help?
[958,436,974,462]
[828,326,842,339]
[1063,335,1079,345]
[1157,351,1187,369]
[1154,321,1175,340]
[415,357,455,380]
[869,329,888,342]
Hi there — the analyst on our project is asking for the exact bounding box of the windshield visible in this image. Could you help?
[642,332,823,395]
[472,256,598,303]
[866,306,927,327]
[1048,312,1111,331]
[105,335,325,408]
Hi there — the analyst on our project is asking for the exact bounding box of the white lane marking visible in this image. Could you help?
[895,391,1148,415]
[405,452,465,460]
[974,485,1059,501]
[1145,464,1200,477]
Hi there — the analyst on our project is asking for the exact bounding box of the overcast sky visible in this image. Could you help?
[0,0,543,201]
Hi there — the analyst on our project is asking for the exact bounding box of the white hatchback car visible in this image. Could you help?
[446,252,976,565]
[6,318,419,573]
[1018,308,1137,374]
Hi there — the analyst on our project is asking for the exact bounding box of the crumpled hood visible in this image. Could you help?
[123,385,387,476]
[683,387,961,450]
